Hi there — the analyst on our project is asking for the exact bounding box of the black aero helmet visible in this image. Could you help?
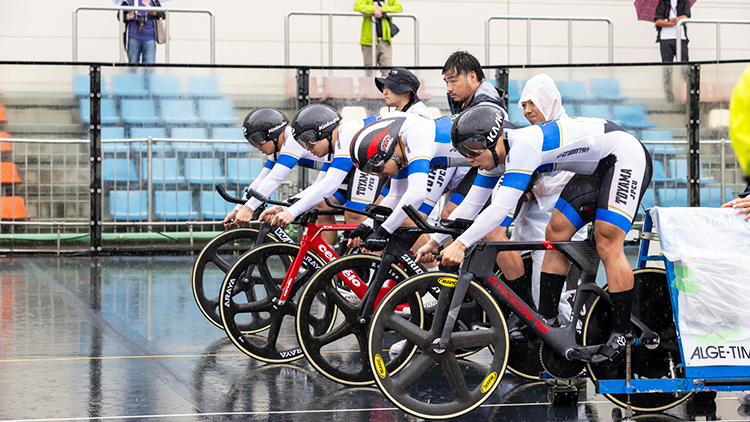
[290,104,342,150]
[350,116,407,174]
[242,108,289,148]
[451,103,506,160]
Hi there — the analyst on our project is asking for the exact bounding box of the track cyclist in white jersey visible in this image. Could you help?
[440,103,653,363]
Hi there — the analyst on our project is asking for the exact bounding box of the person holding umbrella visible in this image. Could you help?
[654,0,692,63]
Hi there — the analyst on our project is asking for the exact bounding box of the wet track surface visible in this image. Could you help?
[0,256,747,422]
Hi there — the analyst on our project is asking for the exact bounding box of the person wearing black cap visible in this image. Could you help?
[375,67,432,119]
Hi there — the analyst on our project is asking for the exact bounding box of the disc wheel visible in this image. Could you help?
[367,272,509,420]
[220,243,328,363]
[192,228,278,330]
[583,268,692,412]
[296,254,423,386]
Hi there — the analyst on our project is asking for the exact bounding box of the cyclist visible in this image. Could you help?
[441,103,653,363]
[223,107,327,228]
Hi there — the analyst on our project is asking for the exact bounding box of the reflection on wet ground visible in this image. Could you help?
[0,256,746,421]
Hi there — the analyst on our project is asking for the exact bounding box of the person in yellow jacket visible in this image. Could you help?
[354,0,402,76]
[730,65,750,180]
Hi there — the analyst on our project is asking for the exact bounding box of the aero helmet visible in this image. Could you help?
[350,116,407,174]
[290,104,342,150]
[451,104,506,161]
[242,108,289,148]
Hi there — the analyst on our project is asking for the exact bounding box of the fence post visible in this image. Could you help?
[495,68,510,111]
[687,63,701,207]
[296,67,310,192]
[89,66,103,254]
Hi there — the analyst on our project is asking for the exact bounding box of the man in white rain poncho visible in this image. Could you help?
[512,74,587,326]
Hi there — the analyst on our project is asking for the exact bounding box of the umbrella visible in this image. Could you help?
[634,0,697,23]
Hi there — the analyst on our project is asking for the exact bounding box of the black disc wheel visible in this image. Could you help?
[192,228,277,330]
[220,243,328,363]
[367,272,509,420]
[583,268,692,412]
[296,254,423,386]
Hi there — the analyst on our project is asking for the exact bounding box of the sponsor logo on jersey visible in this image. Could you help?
[615,168,638,205]
[355,174,376,197]
[556,146,590,159]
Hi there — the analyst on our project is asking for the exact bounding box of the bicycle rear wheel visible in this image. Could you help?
[296,254,423,386]
[192,228,277,330]
[220,243,328,363]
[583,268,692,412]
[367,272,509,420]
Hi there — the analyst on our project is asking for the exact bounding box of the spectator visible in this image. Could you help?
[121,0,165,64]
[354,0,402,77]
[442,50,504,114]
[654,0,691,63]
[375,67,430,116]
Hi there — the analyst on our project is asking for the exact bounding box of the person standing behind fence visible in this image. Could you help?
[654,0,691,63]
[121,0,165,64]
[354,0,402,77]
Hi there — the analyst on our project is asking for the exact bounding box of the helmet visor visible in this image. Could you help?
[454,135,487,158]
[296,129,319,149]
[360,152,386,174]
[245,131,269,148]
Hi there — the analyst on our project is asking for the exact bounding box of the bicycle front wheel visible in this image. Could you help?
[367,272,509,420]
[220,243,327,363]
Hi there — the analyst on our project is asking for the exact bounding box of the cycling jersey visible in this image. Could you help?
[456,117,652,248]
[237,125,326,212]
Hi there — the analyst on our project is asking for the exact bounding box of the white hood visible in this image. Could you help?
[518,74,567,121]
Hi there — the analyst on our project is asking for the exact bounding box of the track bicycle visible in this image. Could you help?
[365,205,689,419]
[218,189,424,364]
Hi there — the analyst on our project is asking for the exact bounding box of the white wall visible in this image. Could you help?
[1,0,749,66]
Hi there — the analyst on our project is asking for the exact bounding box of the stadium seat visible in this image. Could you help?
[226,157,263,185]
[308,77,325,100]
[101,126,125,139]
[578,104,612,120]
[73,74,110,97]
[149,74,183,97]
[508,106,529,127]
[198,100,238,124]
[589,78,628,101]
[129,127,167,139]
[651,160,674,183]
[669,159,715,184]
[417,79,433,101]
[102,158,139,183]
[211,127,245,140]
[185,158,225,184]
[161,100,200,124]
[200,190,236,220]
[153,191,198,220]
[637,188,660,215]
[321,77,355,99]
[507,79,522,104]
[613,105,656,128]
[121,99,159,125]
[100,128,130,154]
[108,190,149,221]
[111,73,148,97]
[143,157,185,185]
[171,127,207,140]
[1,140,11,153]
[173,141,214,154]
[80,99,120,124]
[556,80,590,102]
[359,76,383,99]
[0,104,6,123]
[711,81,736,103]
[187,75,223,97]
[0,196,27,220]
[659,187,734,208]
[0,162,22,184]
[641,130,673,141]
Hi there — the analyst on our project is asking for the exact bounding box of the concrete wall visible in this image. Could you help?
[1,0,750,66]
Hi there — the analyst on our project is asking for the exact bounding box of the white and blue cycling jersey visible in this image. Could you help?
[456,117,651,248]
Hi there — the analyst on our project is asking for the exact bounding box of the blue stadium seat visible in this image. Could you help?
[149,74,183,97]
[143,157,185,185]
[640,130,673,141]
[102,158,139,183]
[109,190,149,221]
[613,105,656,128]
[129,127,168,139]
[211,127,245,140]
[669,159,715,184]
[508,106,529,127]
[589,78,628,101]
[637,188,660,215]
[188,75,223,97]
[121,100,159,124]
[101,126,125,139]
[153,191,198,220]
[507,79,522,104]
[226,157,264,184]
[185,158,225,184]
[74,74,110,97]
[111,73,148,97]
[556,80,590,102]
[578,104,612,120]
[200,190,236,220]
[651,160,674,183]
[171,127,207,139]
[100,127,128,154]
[658,188,688,207]
[659,187,734,208]
[80,99,120,125]
[199,100,238,124]
[161,100,200,124]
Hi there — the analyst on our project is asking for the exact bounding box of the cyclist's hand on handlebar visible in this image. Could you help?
[415,240,440,264]
[271,210,295,228]
[347,223,373,248]
[361,226,390,252]
[233,206,254,227]
[258,205,283,223]
[440,241,467,267]
[222,209,238,228]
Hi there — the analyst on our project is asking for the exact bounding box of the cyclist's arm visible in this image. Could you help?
[380,158,431,233]
[285,155,353,218]
[233,158,275,212]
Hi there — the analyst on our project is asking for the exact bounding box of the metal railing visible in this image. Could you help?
[284,11,419,67]
[72,5,216,64]
[485,15,613,65]
[677,18,750,62]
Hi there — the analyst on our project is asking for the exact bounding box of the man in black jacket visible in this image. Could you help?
[654,0,691,63]
[442,51,504,115]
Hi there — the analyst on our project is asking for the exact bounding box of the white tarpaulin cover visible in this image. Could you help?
[650,206,750,366]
